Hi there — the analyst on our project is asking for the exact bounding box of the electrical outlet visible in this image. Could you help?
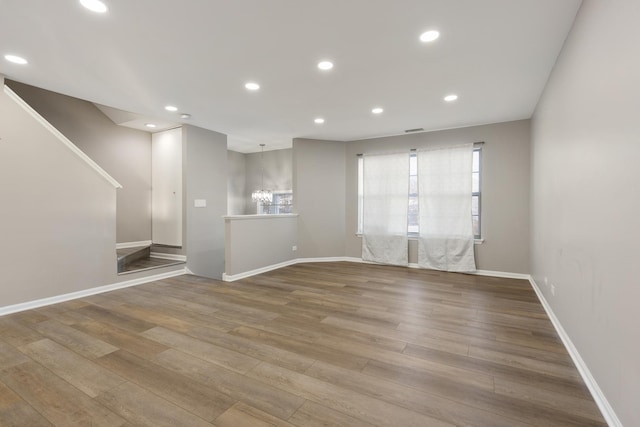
[551,284,556,296]
[544,276,549,287]
[292,245,297,251]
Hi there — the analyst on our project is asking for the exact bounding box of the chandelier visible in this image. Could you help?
[251,144,273,204]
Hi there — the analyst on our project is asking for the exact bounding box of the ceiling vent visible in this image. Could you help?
[404,128,424,133]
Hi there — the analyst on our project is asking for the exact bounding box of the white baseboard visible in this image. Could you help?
[412,263,530,280]
[472,269,531,280]
[150,252,187,262]
[222,256,370,282]
[222,256,618,425]
[528,277,621,427]
[223,259,299,282]
[116,240,152,249]
[223,257,529,281]
[386,262,530,280]
[296,256,357,264]
[0,252,618,425]
[0,268,187,317]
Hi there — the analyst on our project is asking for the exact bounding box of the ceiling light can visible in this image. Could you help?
[4,54,28,65]
[444,94,458,102]
[245,82,260,91]
[420,30,440,42]
[318,61,334,70]
[80,0,108,13]
[314,118,325,124]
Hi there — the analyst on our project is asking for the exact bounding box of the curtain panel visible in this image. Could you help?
[417,143,476,272]
[361,152,409,266]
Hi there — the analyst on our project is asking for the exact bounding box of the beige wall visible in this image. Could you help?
[0,80,118,307]
[345,120,531,274]
[6,80,152,244]
[293,138,346,258]
[530,0,639,424]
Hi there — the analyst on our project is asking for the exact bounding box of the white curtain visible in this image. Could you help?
[417,144,476,272]
[362,152,408,266]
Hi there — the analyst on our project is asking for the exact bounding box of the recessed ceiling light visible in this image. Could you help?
[164,105,178,112]
[80,0,108,13]
[444,94,458,102]
[145,123,156,128]
[180,113,191,119]
[245,82,260,91]
[420,30,440,43]
[317,61,333,70]
[314,118,325,124]
[4,54,28,65]
[372,107,384,114]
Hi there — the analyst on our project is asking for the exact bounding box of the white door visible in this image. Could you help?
[152,127,182,246]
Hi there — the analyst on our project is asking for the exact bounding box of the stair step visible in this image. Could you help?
[118,257,185,275]
[117,245,151,273]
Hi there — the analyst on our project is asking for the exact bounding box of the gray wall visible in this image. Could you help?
[345,120,531,274]
[0,78,117,307]
[293,138,346,258]
[224,215,298,276]
[227,148,293,215]
[530,0,639,424]
[244,148,292,214]
[183,125,227,279]
[6,80,152,244]
[227,150,246,215]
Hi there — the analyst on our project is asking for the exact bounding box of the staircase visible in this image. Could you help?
[116,245,185,275]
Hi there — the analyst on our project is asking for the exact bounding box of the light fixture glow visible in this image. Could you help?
[180,113,191,119]
[251,144,273,204]
[4,54,27,65]
[317,61,334,70]
[245,82,260,91]
[145,123,156,128]
[314,118,325,124]
[164,105,178,112]
[420,30,440,42]
[80,0,108,13]
[372,107,384,114]
[444,94,458,102]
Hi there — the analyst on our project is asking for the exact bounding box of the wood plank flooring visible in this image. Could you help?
[0,262,607,426]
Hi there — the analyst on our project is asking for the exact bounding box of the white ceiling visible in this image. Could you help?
[0,0,581,153]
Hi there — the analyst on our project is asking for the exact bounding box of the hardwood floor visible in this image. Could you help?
[0,262,606,426]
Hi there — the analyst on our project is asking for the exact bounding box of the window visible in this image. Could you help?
[357,147,482,239]
[357,159,364,234]
[471,149,481,238]
[408,153,419,234]
[258,191,293,214]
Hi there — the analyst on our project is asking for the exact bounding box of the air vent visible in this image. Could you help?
[405,128,424,133]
